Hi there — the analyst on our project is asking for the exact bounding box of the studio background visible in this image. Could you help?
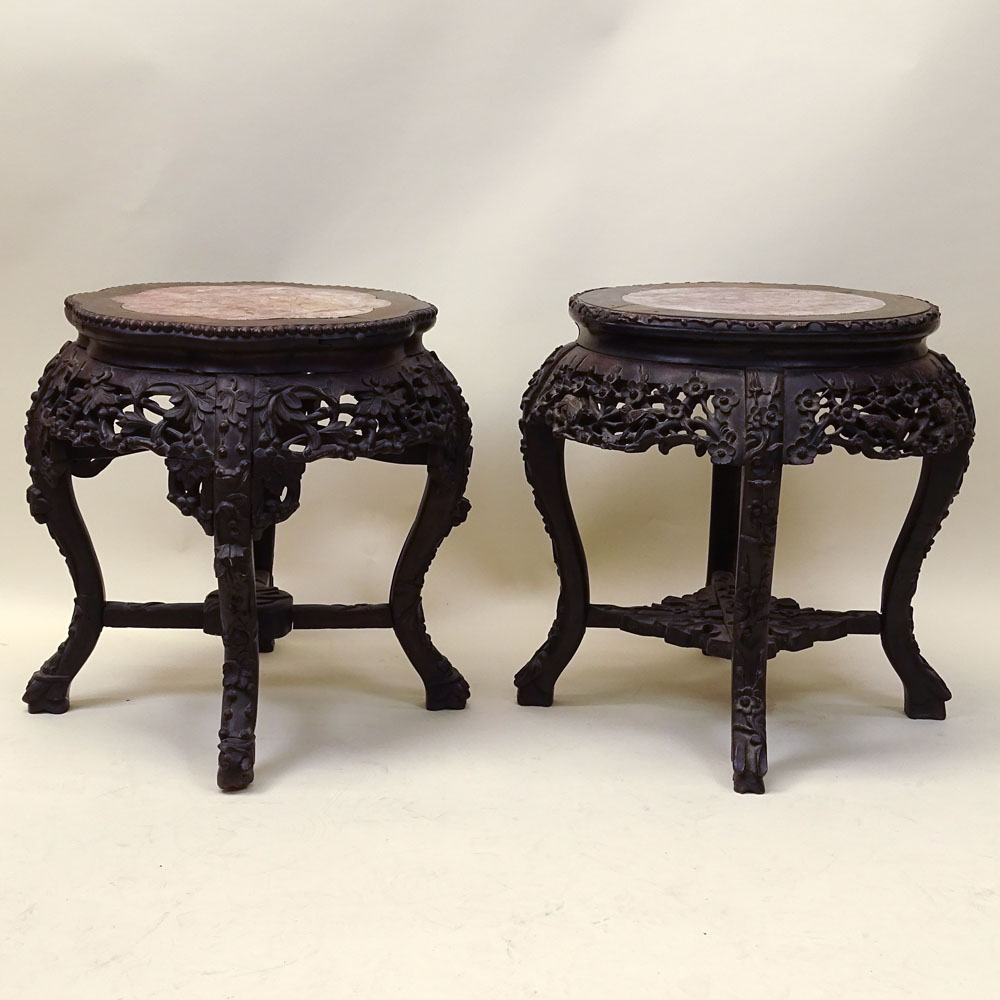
[1,1,997,997]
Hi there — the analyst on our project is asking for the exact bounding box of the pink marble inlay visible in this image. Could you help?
[621,286,885,317]
[113,284,392,321]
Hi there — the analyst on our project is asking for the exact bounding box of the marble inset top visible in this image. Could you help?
[112,284,392,321]
[621,285,885,318]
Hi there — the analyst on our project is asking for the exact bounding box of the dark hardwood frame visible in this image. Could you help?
[516,286,974,793]
[23,285,472,791]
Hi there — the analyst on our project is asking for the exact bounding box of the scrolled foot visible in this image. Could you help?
[424,668,470,711]
[904,690,947,720]
[23,671,72,715]
[732,712,768,795]
[514,665,555,707]
[217,737,255,791]
[733,769,766,794]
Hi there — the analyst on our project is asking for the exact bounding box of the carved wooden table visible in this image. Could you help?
[24,282,472,790]
[516,282,974,793]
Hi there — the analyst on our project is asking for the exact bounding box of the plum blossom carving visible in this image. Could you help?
[786,358,973,463]
[526,364,741,462]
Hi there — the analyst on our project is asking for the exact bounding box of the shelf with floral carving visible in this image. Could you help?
[589,571,880,660]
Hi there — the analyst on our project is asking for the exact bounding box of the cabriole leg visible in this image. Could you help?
[389,404,473,711]
[514,423,590,707]
[881,447,970,719]
[23,437,106,715]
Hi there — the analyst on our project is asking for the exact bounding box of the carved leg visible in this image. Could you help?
[253,524,277,653]
[515,423,590,706]
[881,447,970,719]
[389,407,473,711]
[213,376,260,791]
[730,372,783,794]
[706,463,741,583]
[730,462,782,794]
[23,447,106,714]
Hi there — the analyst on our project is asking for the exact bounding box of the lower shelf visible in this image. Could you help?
[589,571,880,660]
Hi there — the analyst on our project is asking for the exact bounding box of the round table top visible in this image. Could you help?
[569,282,940,366]
[65,282,437,360]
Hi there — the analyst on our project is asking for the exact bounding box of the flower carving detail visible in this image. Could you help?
[527,364,740,462]
[786,358,973,463]
[26,345,466,535]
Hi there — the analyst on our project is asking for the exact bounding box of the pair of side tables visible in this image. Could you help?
[23,281,974,793]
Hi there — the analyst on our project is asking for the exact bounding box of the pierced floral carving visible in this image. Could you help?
[525,362,741,462]
[251,356,466,529]
[256,360,457,462]
[28,344,217,527]
[27,345,468,535]
[785,356,974,464]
